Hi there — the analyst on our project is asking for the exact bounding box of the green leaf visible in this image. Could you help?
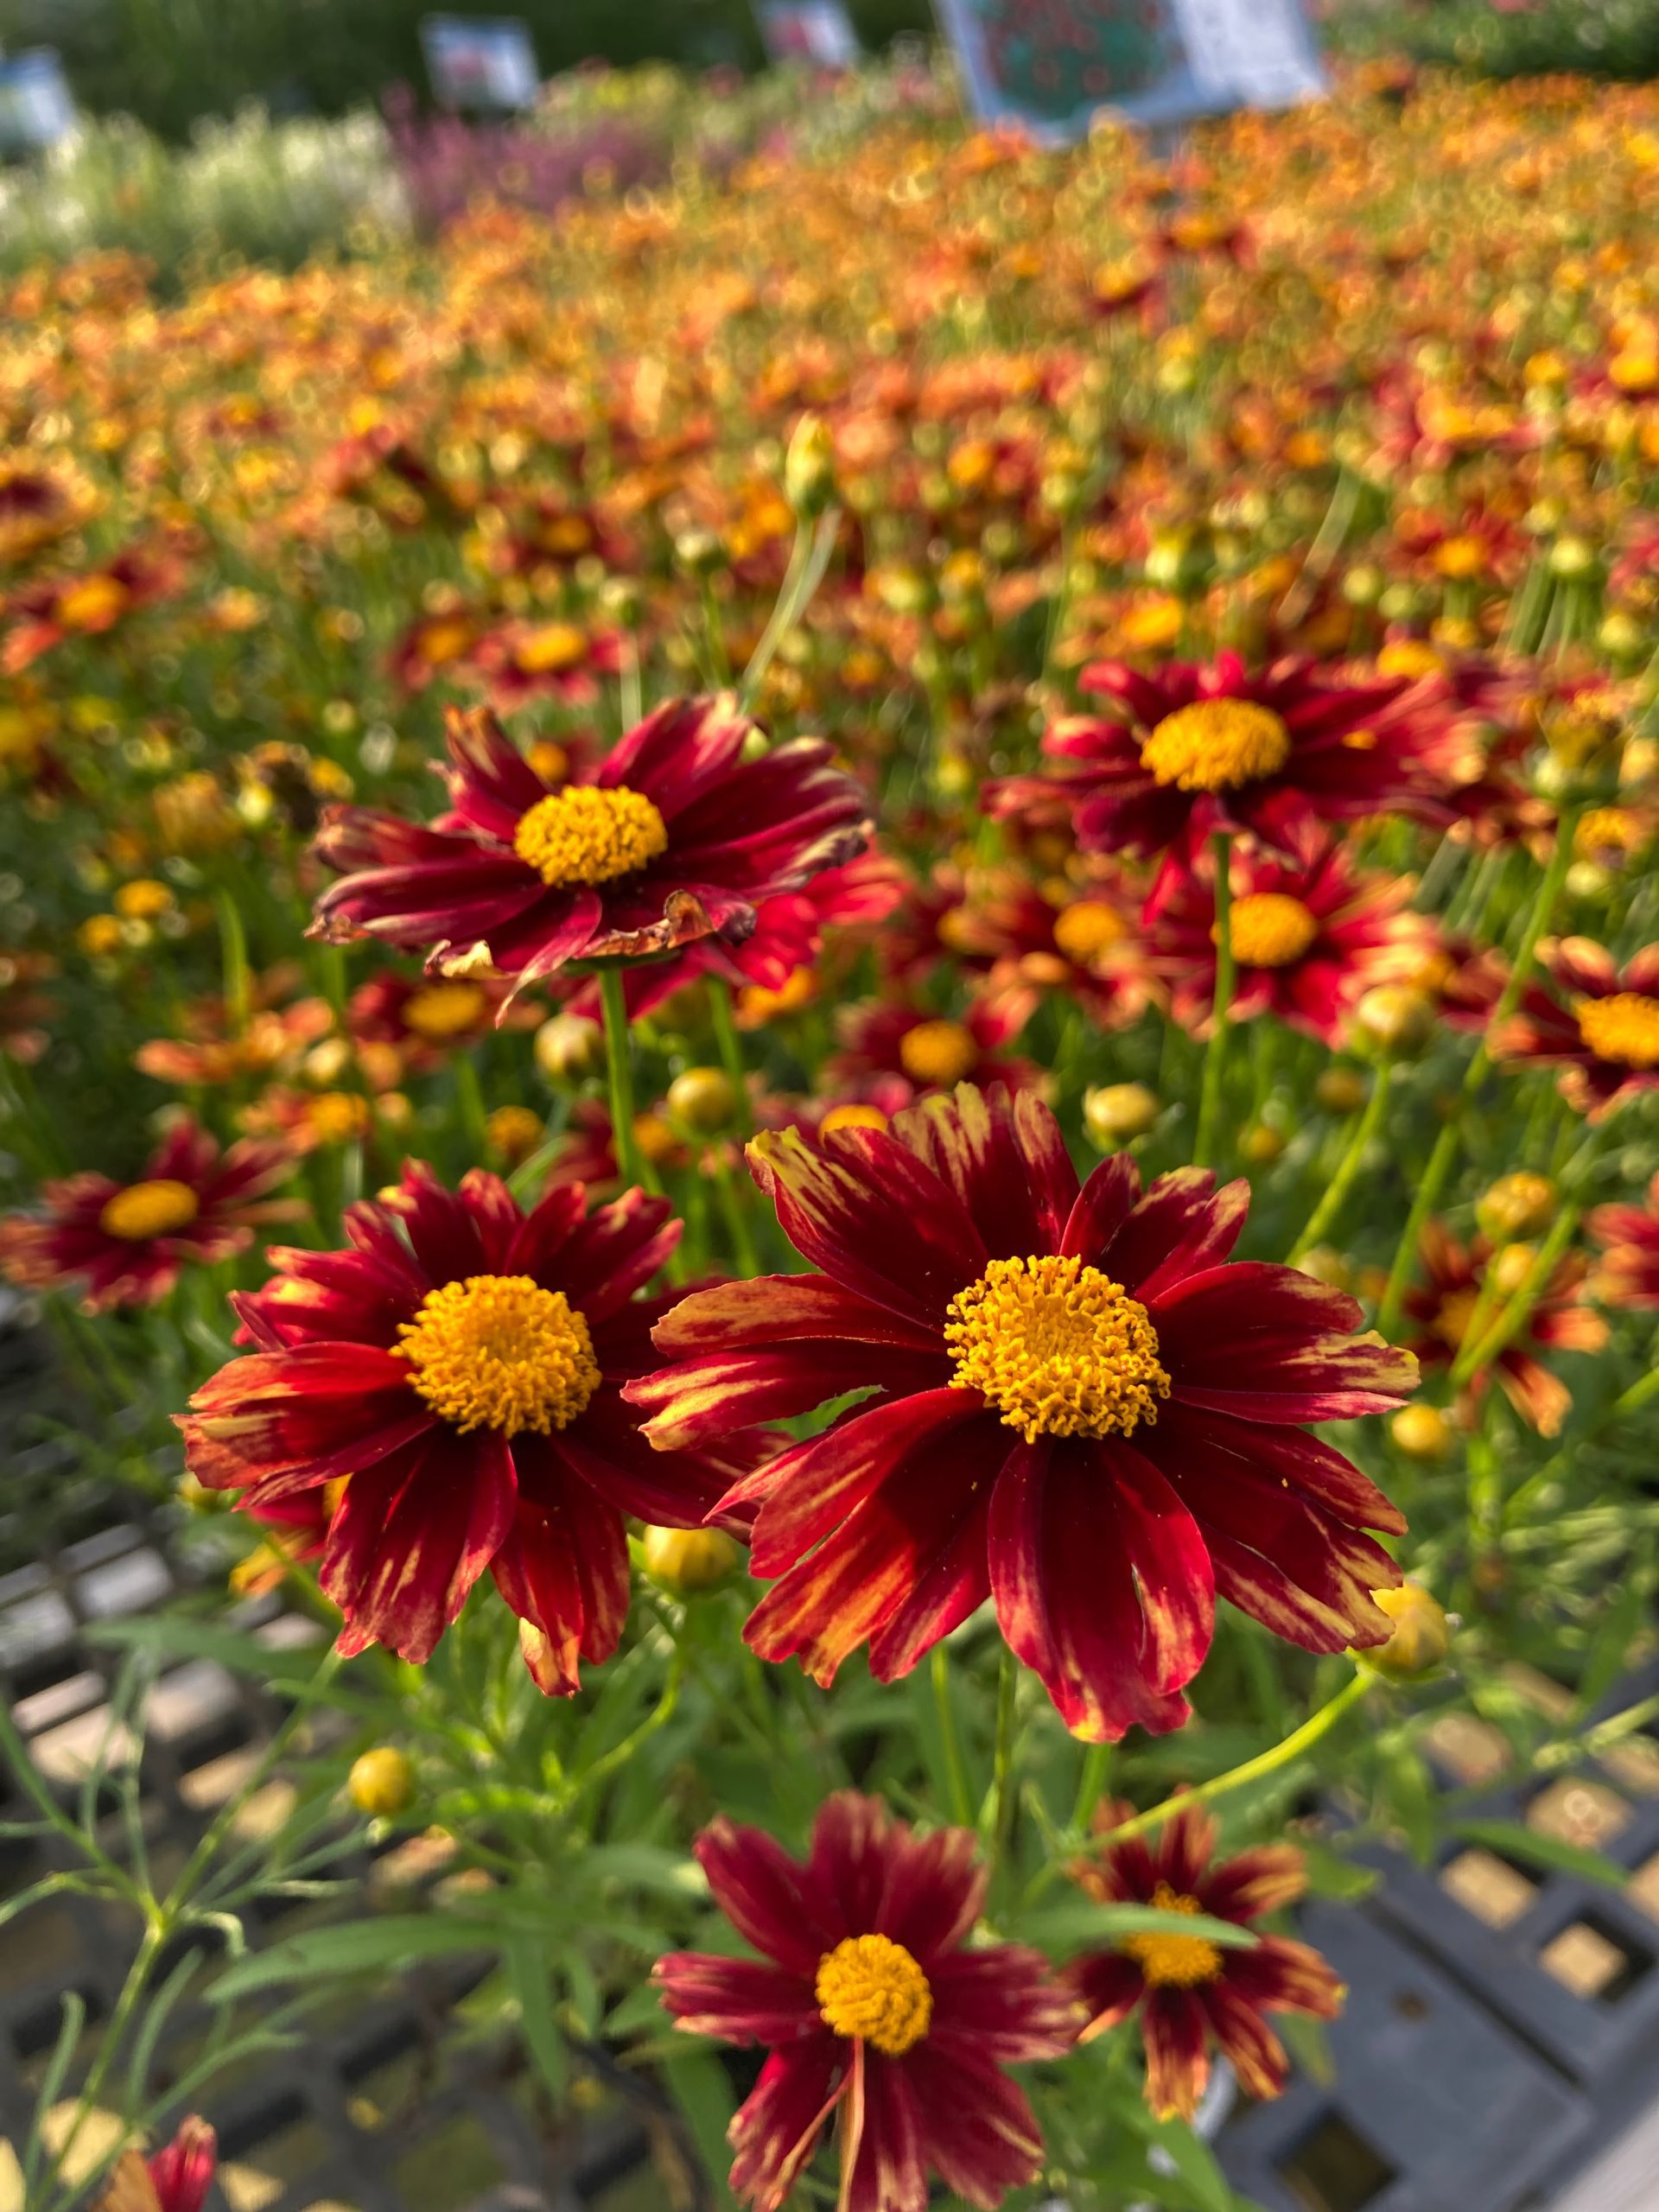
[660,2047,739,2212]
[505,1936,569,2103]
[1297,1839,1381,1904]
[1122,2104,1238,2212]
[1576,1546,1651,1717]
[1450,1818,1628,1890]
[210,1913,497,2001]
[1014,1897,1257,1955]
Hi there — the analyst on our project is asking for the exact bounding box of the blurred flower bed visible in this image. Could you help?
[3,57,1659,2212]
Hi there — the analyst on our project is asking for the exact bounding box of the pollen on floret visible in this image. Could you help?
[944,1253,1170,1443]
[402,982,489,1039]
[1122,1884,1224,1988]
[512,784,668,888]
[1140,698,1293,793]
[397,1274,601,1436]
[898,1019,979,1090]
[1227,892,1319,969]
[816,1933,933,2055]
[1576,991,1659,1069]
[1053,900,1128,965]
[99,1179,200,1241]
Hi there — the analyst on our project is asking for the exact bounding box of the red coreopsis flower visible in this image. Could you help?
[654,1792,1079,2212]
[179,1163,760,1690]
[1147,824,1436,1046]
[1590,1172,1659,1309]
[95,2117,217,2212]
[469,618,625,712]
[347,969,537,1070]
[986,654,1457,914]
[2,540,188,673]
[0,1119,298,1313]
[829,997,1041,1106]
[940,875,1155,1034]
[309,699,871,1001]
[1492,939,1659,1122]
[627,1085,1413,1742]
[1403,1224,1608,1438]
[1067,1802,1343,2120]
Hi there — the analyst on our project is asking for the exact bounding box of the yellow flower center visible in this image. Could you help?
[1432,1286,1480,1351]
[1227,892,1319,969]
[820,1103,891,1135]
[98,1179,200,1241]
[1140,699,1292,793]
[397,1274,600,1436]
[1577,808,1644,859]
[898,1019,979,1090]
[516,622,588,675]
[815,1934,932,2056]
[512,785,668,888]
[1122,1884,1224,1989]
[57,575,130,631]
[403,982,488,1039]
[944,1253,1170,1444]
[308,1091,372,1144]
[1053,900,1127,964]
[1576,992,1659,1070]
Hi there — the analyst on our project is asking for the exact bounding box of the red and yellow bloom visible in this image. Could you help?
[1067,1802,1343,2120]
[655,1792,1079,2212]
[309,698,871,998]
[0,1118,298,1313]
[1590,1172,1659,1309]
[180,1163,759,1689]
[1493,939,1659,1122]
[628,1084,1413,1741]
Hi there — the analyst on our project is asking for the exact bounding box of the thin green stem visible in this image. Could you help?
[709,977,753,1136]
[1452,1204,1580,1389]
[1070,1743,1112,1836]
[1288,1058,1394,1263]
[739,508,841,711]
[931,1644,975,1829]
[1507,1363,1659,1524]
[985,1647,1020,1885]
[1192,832,1235,1171]
[1095,1671,1371,1853]
[1376,1114,1459,1342]
[599,965,658,1194]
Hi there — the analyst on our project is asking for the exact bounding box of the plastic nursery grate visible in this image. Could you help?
[0,1327,696,2212]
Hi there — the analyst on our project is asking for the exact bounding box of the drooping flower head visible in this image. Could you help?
[986,654,1457,915]
[1147,820,1436,1045]
[308,698,871,1003]
[1493,939,1659,1122]
[655,1792,1079,2212]
[96,2117,218,2212]
[1066,1802,1343,2120]
[0,1118,299,1313]
[628,1084,1414,1742]
[180,1163,760,1690]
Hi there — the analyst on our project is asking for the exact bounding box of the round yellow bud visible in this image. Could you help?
[1351,985,1436,1057]
[1360,1582,1452,1681]
[1391,1403,1453,1461]
[1490,1242,1535,1297]
[1476,1171,1557,1243]
[785,413,836,518]
[642,1525,743,1595]
[349,1747,416,1818]
[486,1105,544,1166]
[1315,1067,1369,1116]
[535,1014,604,1082]
[1238,1122,1285,1165]
[1298,1247,1353,1290]
[1083,1082,1159,1148]
[666,1067,739,1134]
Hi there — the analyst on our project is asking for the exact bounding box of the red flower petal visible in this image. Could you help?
[652,1953,816,2046]
[695,1815,837,1976]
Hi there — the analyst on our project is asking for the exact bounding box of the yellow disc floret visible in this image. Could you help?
[512,784,668,888]
[1122,1884,1224,1988]
[397,1274,600,1436]
[1576,992,1659,1069]
[898,1019,979,1090]
[1227,892,1319,969]
[815,1933,933,2055]
[99,1179,201,1241]
[944,1254,1170,1444]
[1140,699,1292,793]
[1053,900,1128,964]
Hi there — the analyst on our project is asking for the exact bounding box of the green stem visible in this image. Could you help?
[739,509,841,711]
[599,965,658,1194]
[1288,1058,1394,1263]
[1096,1671,1371,1853]
[1192,832,1236,1172]
[1375,1114,1460,1342]
[1507,1363,1659,1524]
[709,977,753,1136]
[1071,1743,1112,1835]
[931,1643,975,1829]
[985,1646,1020,1884]
[1451,1204,1580,1390]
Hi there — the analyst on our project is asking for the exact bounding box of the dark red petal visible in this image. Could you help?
[1061,1151,1141,1262]
[899,2041,1047,2209]
[1198,1847,1307,1923]
[1071,1951,1147,2037]
[1141,1986,1211,2121]
[651,1275,943,1359]
[927,1946,1082,2060]
[728,2041,847,2212]
[1225,1932,1344,2018]
[489,1474,630,1694]
[1202,1982,1292,2101]
[842,2046,928,2212]
[747,1124,986,1330]
[888,1084,1077,1262]
[873,1821,987,1965]
[324,1427,516,1664]
[1098,1169,1250,1299]
[652,1953,816,2045]
[987,1439,1199,1743]
[629,1343,949,1452]
[695,1815,836,1976]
